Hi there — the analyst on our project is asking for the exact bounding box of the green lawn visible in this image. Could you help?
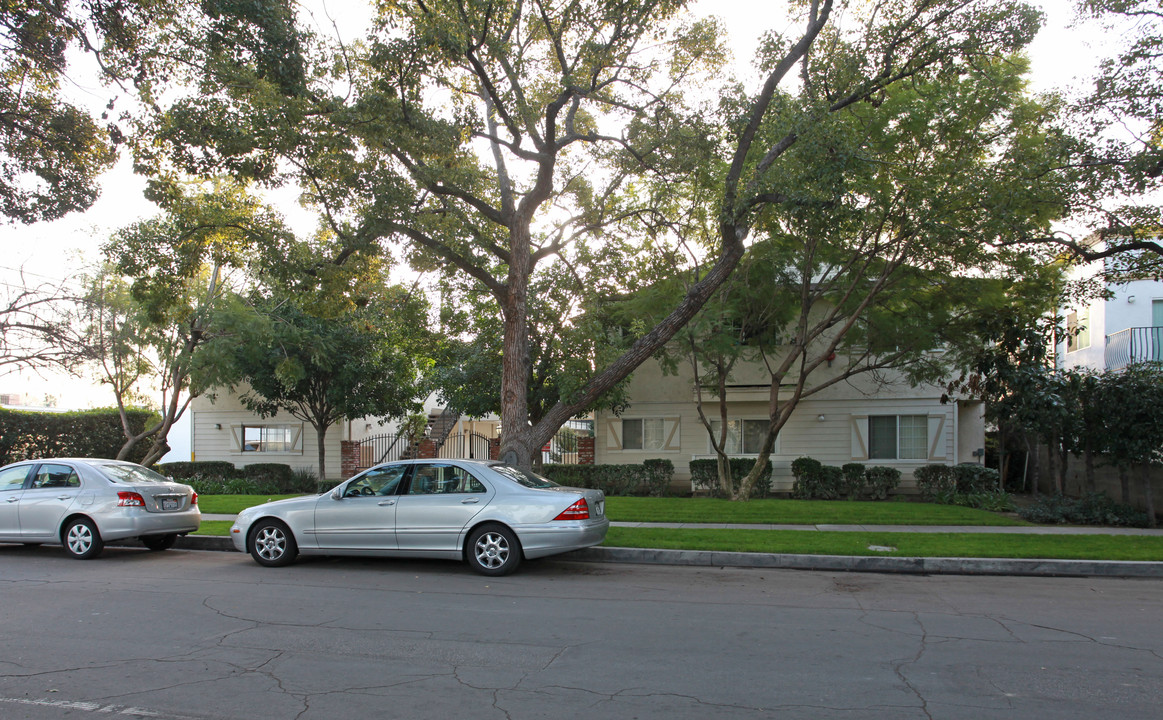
[605,497,1029,526]
[197,494,307,515]
[604,527,1163,561]
[193,520,235,536]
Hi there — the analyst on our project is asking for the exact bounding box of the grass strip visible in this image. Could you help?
[197,494,305,515]
[603,527,1163,561]
[193,520,235,536]
[605,497,1028,526]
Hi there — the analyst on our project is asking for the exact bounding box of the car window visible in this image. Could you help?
[345,465,407,497]
[92,462,170,484]
[31,464,80,489]
[408,464,486,495]
[0,465,30,492]
[490,464,559,489]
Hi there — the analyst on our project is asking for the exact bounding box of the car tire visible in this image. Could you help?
[467,524,521,576]
[62,518,104,560]
[142,534,178,551]
[249,520,298,567]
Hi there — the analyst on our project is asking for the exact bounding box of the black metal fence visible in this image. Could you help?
[352,431,494,472]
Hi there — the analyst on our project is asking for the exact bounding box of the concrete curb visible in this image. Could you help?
[174,535,1163,578]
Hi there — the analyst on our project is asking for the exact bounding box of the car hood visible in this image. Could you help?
[242,494,321,515]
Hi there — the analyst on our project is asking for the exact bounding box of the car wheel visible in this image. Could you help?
[62,518,104,560]
[249,520,298,567]
[467,524,521,576]
[142,534,178,551]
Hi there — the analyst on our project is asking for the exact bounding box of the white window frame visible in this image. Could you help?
[1066,308,1090,352]
[707,418,776,455]
[868,415,928,460]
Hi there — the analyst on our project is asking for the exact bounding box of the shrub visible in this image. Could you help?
[641,459,674,497]
[0,407,156,465]
[957,490,1014,512]
[840,463,866,499]
[864,466,901,500]
[953,463,1000,494]
[791,460,844,500]
[1018,493,1150,528]
[159,461,237,481]
[688,458,773,498]
[541,463,651,496]
[291,467,327,493]
[242,463,295,491]
[914,465,957,502]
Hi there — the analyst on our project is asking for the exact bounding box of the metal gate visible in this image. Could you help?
[352,431,494,473]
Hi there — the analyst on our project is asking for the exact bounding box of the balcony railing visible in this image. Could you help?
[1105,327,1163,369]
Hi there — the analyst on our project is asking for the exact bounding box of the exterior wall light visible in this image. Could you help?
[817,414,826,422]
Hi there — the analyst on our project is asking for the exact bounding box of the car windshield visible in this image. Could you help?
[491,464,559,489]
[94,462,171,484]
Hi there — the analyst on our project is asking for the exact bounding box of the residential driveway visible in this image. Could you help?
[1,546,1161,719]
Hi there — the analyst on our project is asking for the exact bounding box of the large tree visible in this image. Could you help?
[138,0,1043,468]
[0,0,174,223]
[198,287,434,480]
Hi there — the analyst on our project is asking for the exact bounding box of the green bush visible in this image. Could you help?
[1018,493,1150,528]
[915,464,1002,507]
[641,459,675,497]
[158,461,237,481]
[840,463,866,499]
[242,463,295,491]
[864,466,901,500]
[541,462,671,496]
[791,457,843,499]
[688,458,773,498]
[186,477,227,495]
[0,407,156,465]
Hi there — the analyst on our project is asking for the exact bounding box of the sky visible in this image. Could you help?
[0,0,1111,411]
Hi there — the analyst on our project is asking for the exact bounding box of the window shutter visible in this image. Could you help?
[663,418,681,451]
[850,415,869,460]
[605,419,623,450]
[927,415,946,460]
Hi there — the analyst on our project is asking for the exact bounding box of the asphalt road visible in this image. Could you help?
[1,545,1161,720]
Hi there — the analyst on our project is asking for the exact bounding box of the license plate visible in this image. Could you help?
[162,499,179,511]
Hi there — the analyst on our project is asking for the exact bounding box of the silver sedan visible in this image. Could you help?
[0,458,201,559]
[231,459,609,576]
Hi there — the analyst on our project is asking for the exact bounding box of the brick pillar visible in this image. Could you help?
[578,436,595,465]
[340,441,360,478]
[488,437,501,460]
[417,438,437,459]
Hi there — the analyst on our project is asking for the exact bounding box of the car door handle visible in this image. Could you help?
[378,499,396,506]
[461,498,480,504]
[57,495,73,501]
[5,496,17,503]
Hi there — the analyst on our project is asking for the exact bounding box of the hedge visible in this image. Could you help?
[157,461,237,480]
[0,407,155,465]
[689,458,774,498]
[541,460,674,497]
[791,457,899,500]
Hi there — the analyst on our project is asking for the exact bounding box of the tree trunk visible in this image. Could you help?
[1142,465,1157,529]
[316,424,328,481]
[1045,439,1059,495]
[1025,434,1039,496]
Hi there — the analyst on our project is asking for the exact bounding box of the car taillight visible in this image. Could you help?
[117,491,146,507]
[553,499,589,521]
[191,492,198,506]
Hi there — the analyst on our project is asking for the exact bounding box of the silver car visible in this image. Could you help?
[231,459,609,576]
[0,458,201,559]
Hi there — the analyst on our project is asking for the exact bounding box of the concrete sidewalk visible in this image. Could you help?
[189,514,1163,578]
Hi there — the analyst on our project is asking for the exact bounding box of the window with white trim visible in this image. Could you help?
[708,419,772,454]
[242,425,295,452]
[868,415,927,460]
[622,418,665,450]
[1066,308,1090,352]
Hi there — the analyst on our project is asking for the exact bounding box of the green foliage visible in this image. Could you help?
[1018,493,1151,528]
[540,461,672,497]
[157,461,237,481]
[240,463,294,485]
[690,458,773,499]
[915,463,1001,505]
[793,456,899,500]
[0,407,154,465]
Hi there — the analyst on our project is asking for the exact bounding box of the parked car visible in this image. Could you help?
[231,459,609,576]
[0,458,201,559]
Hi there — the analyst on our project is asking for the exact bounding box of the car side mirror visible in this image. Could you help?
[331,488,343,500]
